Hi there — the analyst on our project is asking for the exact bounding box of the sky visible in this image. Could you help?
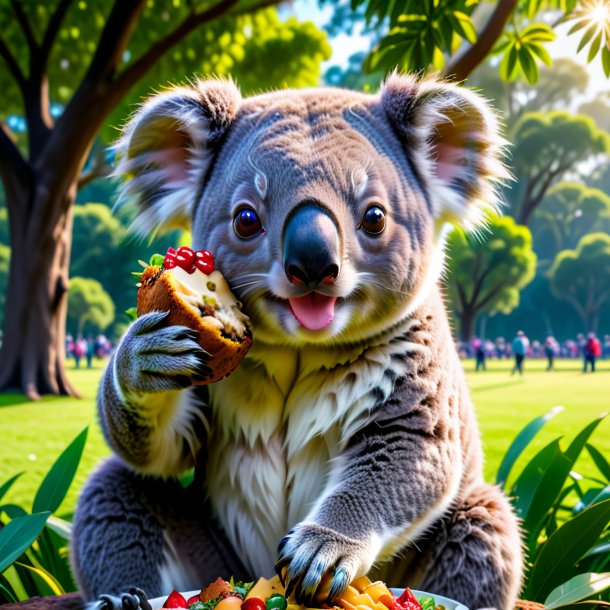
[282,1,610,101]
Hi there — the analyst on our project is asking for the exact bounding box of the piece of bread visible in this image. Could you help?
[137,264,252,385]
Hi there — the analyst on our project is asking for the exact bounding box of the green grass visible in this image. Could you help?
[0,357,608,514]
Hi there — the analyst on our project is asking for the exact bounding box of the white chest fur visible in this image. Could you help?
[205,326,421,577]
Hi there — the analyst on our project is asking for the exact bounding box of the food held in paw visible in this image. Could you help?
[136,247,253,385]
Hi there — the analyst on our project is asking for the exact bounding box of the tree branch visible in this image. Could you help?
[77,149,111,189]
[10,0,38,52]
[0,122,27,172]
[40,0,75,61]
[111,0,241,95]
[0,34,27,92]
[0,122,31,210]
[444,0,518,82]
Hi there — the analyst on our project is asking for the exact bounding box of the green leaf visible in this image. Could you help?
[32,428,88,515]
[452,11,477,43]
[14,562,65,596]
[602,45,610,78]
[499,43,519,81]
[0,473,24,505]
[577,22,600,54]
[45,516,72,541]
[496,406,563,487]
[521,23,556,42]
[526,499,610,601]
[564,414,607,463]
[587,31,603,63]
[544,572,610,609]
[0,581,18,604]
[518,45,539,84]
[528,42,553,66]
[1,504,27,519]
[125,307,138,322]
[149,253,164,267]
[587,443,610,482]
[0,512,51,574]
[567,18,589,36]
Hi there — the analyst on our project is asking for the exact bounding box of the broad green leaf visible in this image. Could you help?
[526,499,610,601]
[0,512,51,574]
[587,443,610,482]
[14,562,65,596]
[452,11,477,43]
[521,23,557,42]
[1,504,28,519]
[496,406,563,486]
[602,45,610,78]
[577,22,600,54]
[499,43,519,81]
[519,45,539,84]
[528,42,552,66]
[0,474,23,505]
[45,516,72,541]
[564,415,607,463]
[587,31,603,63]
[32,427,88,515]
[0,581,18,604]
[544,572,610,609]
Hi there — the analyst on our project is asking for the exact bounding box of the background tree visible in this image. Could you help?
[579,92,610,132]
[67,277,114,337]
[0,0,330,399]
[444,215,537,341]
[549,233,610,333]
[532,182,610,263]
[509,111,610,225]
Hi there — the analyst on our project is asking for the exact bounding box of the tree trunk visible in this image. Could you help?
[458,308,476,342]
[0,181,78,399]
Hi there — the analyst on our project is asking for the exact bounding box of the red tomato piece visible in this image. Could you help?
[186,596,200,606]
[242,597,266,610]
[163,590,188,608]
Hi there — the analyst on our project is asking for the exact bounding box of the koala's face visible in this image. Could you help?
[191,90,436,345]
[117,76,504,346]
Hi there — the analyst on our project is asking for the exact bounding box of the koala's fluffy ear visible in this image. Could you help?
[114,79,241,234]
[381,73,508,229]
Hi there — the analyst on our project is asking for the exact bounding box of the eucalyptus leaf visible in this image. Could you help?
[544,572,610,609]
[0,473,24,505]
[587,443,610,482]
[526,499,610,601]
[32,428,88,515]
[496,406,563,486]
[0,512,51,574]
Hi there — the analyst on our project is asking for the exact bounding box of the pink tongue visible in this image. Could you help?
[288,293,337,331]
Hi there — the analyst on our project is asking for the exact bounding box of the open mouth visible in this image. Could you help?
[288,292,338,331]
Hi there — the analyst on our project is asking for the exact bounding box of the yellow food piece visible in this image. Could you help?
[216,598,243,610]
[335,577,395,610]
[246,575,285,601]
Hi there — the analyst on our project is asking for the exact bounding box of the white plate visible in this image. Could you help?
[148,589,469,610]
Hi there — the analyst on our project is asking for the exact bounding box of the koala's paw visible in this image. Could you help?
[115,311,210,394]
[86,587,151,610]
[275,523,372,605]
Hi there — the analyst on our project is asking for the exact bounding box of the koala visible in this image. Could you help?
[71,74,523,610]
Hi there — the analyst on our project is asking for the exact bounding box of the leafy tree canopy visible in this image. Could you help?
[509,110,610,224]
[532,182,610,256]
[67,276,115,335]
[549,232,610,331]
[444,215,537,339]
[0,2,331,145]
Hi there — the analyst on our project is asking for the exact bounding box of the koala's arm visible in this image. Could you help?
[98,312,211,476]
[278,361,461,601]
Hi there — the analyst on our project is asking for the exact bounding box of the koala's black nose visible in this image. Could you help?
[283,204,341,288]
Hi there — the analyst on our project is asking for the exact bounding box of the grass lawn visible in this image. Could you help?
[0,357,608,514]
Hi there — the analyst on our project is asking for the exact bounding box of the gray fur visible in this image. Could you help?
[73,74,522,610]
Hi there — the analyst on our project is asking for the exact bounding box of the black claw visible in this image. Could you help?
[97,595,119,610]
[328,567,350,602]
[121,594,138,610]
[278,535,290,553]
[129,588,151,610]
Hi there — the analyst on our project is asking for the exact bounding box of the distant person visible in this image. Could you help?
[511,330,529,375]
[576,333,586,358]
[584,332,602,373]
[544,336,556,371]
[66,334,74,359]
[74,336,85,368]
[86,335,95,369]
[472,336,486,371]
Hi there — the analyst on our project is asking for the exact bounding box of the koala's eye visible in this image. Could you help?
[359,205,386,235]
[233,206,263,239]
